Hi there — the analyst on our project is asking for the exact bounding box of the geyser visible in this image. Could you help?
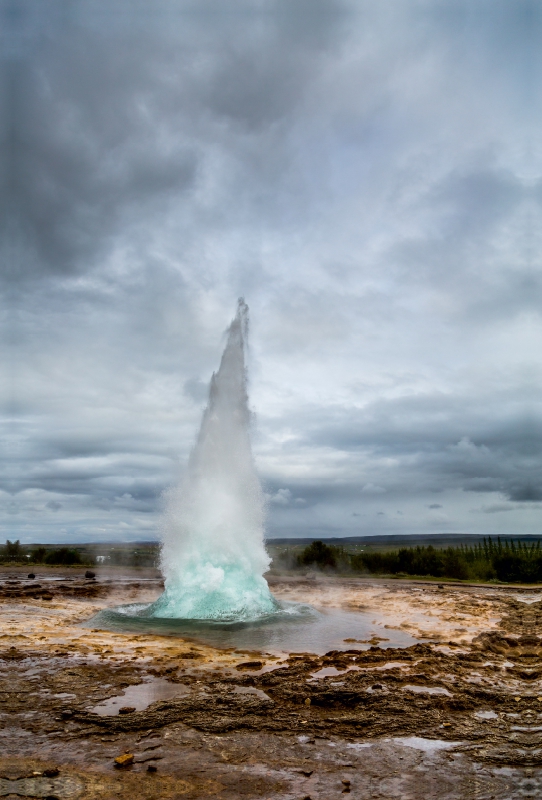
[151,299,279,621]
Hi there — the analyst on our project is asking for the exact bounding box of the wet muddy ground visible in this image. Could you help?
[2,567,542,799]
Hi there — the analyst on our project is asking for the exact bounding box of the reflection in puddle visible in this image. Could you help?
[402,684,452,696]
[90,678,190,716]
[89,603,422,656]
[310,666,360,679]
[347,736,465,754]
[310,660,412,680]
[232,685,271,700]
[388,736,461,752]
[513,594,542,605]
[475,709,498,720]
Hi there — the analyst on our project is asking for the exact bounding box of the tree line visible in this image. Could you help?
[293,538,542,583]
[2,540,82,565]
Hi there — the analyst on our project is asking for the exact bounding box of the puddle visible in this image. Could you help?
[511,725,542,732]
[388,736,462,752]
[88,603,423,656]
[310,666,360,679]
[310,660,412,680]
[346,736,461,753]
[402,685,452,696]
[512,594,542,604]
[232,685,271,700]
[474,709,498,719]
[90,677,190,716]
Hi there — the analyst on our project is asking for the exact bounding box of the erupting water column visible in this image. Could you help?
[152,300,278,620]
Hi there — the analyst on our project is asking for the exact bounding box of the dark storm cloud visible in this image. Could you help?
[1,0,349,282]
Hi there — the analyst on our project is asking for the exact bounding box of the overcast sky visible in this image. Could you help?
[2,0,541,543]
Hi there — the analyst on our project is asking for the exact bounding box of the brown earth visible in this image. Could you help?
[2,569,542,799]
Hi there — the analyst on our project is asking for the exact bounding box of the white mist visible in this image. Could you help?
[153,299,278,620]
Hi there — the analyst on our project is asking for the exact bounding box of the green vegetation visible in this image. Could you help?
[297,540,339,569]
[290,538,542,583]
[44,548,82,565]
[0,540,159,567]
[4,536,542,583]
[1,540,83,565]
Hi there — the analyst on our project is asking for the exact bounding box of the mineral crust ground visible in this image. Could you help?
[1,566,542,799]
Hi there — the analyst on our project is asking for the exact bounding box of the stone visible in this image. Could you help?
[43,767,60,777]
[118,706,136,714]
[114,753,134,767]
[85,570,96,579]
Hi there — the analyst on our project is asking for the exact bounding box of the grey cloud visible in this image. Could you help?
[2,0,541,543]
[184,378,209,405]
[1,0,350,283]
[263,395,542,508]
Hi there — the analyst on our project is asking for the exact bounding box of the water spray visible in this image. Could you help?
[151,299,278,620]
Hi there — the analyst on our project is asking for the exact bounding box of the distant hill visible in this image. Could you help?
[266,533,542,547]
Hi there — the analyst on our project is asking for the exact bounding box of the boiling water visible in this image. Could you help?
[150,300,277,621]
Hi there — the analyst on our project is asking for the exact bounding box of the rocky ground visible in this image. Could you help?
[1,568,542,799]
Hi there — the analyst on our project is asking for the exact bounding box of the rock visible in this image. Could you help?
[372,684,383,690]
[85,570,96,579]
[27,573,36,579]
[304,697,311,706]
[43,767,60,777]
[118,706,136,714]
[235,661,263,670]
[147,765,158,773]
[114,753,134,767]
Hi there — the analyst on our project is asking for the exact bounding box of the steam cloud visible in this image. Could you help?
[154,301,277,620]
